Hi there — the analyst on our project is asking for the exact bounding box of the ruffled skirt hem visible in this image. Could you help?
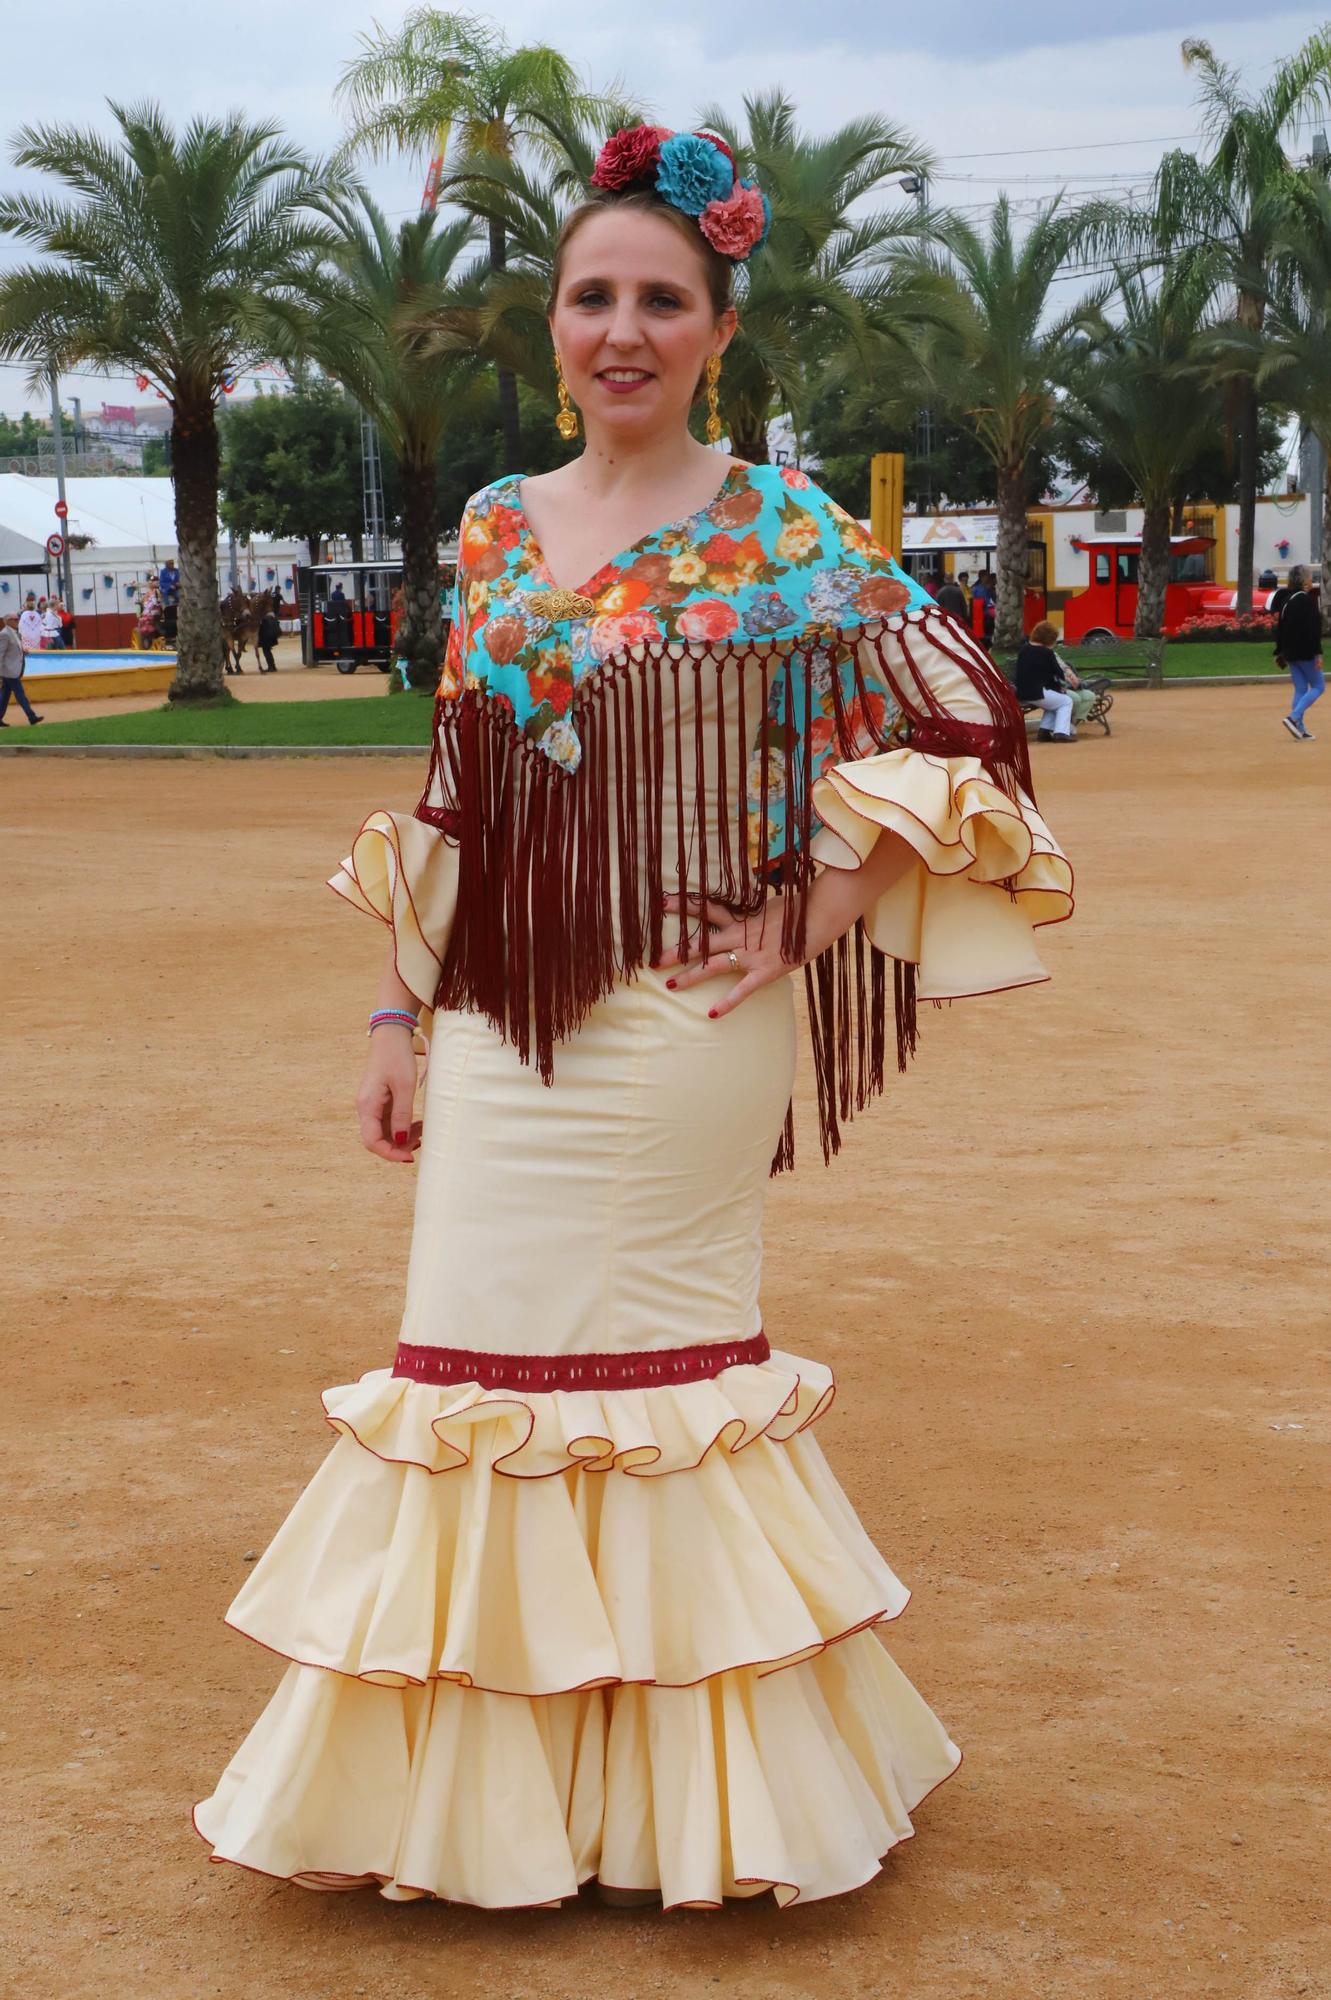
[193,1635,962,1910]
[195,1357,963,1911]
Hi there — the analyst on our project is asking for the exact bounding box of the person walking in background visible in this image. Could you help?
[40,598,64,649]
[935,572,969,622]
[255,594,281,673]
[0,611,43,725]
[970,570,996,647]
[158,557,180,607]
[18,598,43,653]
[1274,565,1323,741]
[58,596,75,649]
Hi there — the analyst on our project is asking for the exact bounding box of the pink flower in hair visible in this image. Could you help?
[591,124,672,191]
[698,180,767,259]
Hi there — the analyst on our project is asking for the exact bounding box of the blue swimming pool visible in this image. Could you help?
[23,650,176,675]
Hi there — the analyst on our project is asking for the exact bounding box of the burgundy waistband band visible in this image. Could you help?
[390,1332,771,1392]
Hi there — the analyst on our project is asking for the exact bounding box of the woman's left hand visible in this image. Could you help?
[655,894,790,1020]
[656,832,917,1019]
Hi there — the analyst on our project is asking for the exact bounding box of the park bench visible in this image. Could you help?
[996,635,1168,738]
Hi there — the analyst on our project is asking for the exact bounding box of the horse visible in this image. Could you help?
[220,587,272,674]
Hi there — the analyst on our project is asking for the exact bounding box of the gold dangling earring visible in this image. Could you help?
[705,352,723,445]
[553,350,579,441]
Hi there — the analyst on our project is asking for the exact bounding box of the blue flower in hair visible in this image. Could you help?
[656,132,734,216]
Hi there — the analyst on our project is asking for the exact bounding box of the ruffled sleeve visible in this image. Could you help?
[325,515,471,1012]
[811,610,1073,1000]
[327,810,460,1013]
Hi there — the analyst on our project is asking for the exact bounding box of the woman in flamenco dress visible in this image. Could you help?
[194,124,1074,1911]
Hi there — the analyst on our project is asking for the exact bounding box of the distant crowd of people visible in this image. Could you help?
[15,592,74,651]
[921,565,996,645]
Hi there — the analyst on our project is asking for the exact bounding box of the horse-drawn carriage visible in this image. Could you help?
[130,589,177,650]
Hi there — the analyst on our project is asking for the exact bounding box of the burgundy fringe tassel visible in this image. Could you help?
[415,609,1029,1172]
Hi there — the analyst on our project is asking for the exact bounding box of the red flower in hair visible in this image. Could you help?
[694,129,735,169]
[591,124,672,191]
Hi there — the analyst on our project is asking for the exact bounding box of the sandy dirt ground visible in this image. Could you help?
[2,686,1327,2000]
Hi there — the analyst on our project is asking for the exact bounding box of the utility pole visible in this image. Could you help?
[1305,131,1329,572]
[361,408,387,562]
[899,174,933,517]
[48,369,74,607]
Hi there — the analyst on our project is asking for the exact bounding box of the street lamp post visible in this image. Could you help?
[48,368,75,609]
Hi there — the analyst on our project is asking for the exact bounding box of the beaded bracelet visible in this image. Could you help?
[368,1008,420,1036]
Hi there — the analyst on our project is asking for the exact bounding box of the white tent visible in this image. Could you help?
[0,473,307,640]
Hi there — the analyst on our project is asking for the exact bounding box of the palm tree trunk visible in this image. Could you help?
[993,463,1028,652]
[1135,499,1171,639]
[488,215,522,475]
[167,401,226,703]
[1234,374,1258,617]
[723,381,769,463]
[727,414,769,463]
[398,454,442,692]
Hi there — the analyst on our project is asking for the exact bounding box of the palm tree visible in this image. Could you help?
[335,9,630,474]
[0,102,344,701]
[313,191,481,689]
[1061,260,1218,638]
[692,91,935,463]
[1213,169,1331,632]
[910,195,1099,651]
[1115,31,1331,612]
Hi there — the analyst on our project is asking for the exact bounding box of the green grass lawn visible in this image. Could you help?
[23,690,436,747]
[1159,642,1280,677]
[999,641,1279,680]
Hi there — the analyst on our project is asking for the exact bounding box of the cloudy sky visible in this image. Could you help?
[1,1,1327,417]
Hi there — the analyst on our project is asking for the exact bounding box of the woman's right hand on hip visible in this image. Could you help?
[356,1027,421,1163]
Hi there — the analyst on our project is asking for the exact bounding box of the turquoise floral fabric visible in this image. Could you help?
[438,461,936,863]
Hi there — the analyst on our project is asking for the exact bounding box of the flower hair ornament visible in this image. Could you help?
[590,125,771,261]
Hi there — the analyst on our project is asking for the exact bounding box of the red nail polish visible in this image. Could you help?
[393,1130,408,1145]
[665,977,677,990]
[707,1007,718,1019]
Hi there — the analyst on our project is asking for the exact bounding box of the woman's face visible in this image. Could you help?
[549,208,736,444]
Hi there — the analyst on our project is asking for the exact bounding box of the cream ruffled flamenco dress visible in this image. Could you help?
[193,611,1072,1910]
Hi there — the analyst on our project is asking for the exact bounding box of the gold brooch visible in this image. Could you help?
[526,587,597,621]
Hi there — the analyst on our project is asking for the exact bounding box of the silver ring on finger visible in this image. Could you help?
[726,950,741,972]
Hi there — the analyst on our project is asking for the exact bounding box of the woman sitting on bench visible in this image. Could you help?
[1015,620,1084,740]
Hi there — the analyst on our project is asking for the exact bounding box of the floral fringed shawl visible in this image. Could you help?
[407,461,1051,1171]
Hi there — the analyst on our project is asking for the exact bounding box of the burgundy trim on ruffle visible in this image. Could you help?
[391,1332,771,1392]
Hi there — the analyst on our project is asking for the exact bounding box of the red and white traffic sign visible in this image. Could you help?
[54,499,68,519]
[46,532,66,558]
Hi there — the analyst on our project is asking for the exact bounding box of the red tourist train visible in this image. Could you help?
[1061,534,1279,643]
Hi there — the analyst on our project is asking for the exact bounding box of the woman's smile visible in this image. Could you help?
[595,366,655,392]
